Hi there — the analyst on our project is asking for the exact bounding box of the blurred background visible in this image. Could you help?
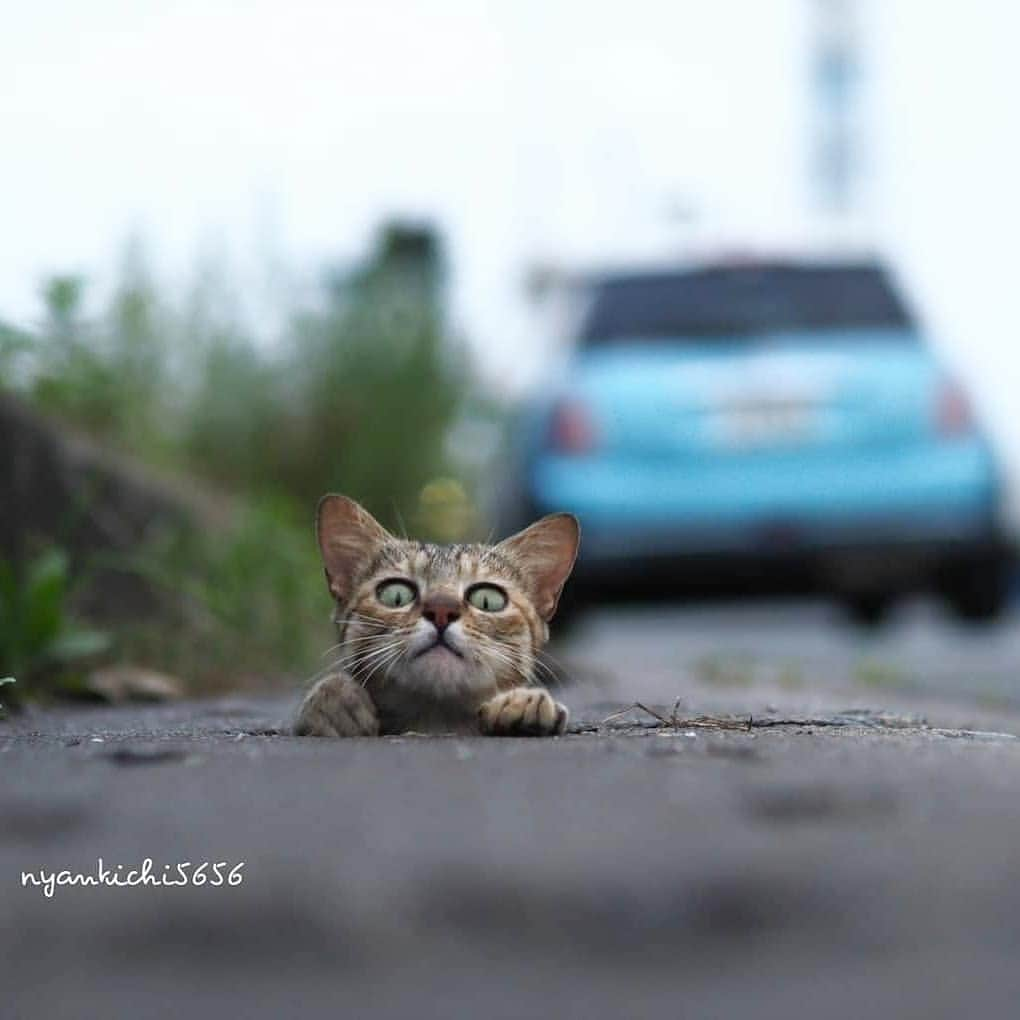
[2,0,1019,704]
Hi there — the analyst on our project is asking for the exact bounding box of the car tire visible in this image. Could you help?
[843,592,894,628]
[941,558,1010,624]
[549,582,587,637]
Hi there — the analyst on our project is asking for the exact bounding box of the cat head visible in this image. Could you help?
[316,494,579,700]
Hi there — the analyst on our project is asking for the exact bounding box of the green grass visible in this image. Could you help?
[853,658,906,690]
[694,653,757,689]
[115,498,331,687]
[0,549,111,701]
[0,222,496,691]
[0,676,14,717]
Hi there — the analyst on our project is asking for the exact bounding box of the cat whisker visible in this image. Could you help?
[391,504,409,540]
[342,611,398,624]
[339,630,414,648]
[530,653,563,686]
[351,642,407,688]
[341,616,397,632]
[318,640,347,660]
[358,644,406,687]
[484,634,560,687]
[532,649,572,688]
[476,639,532,686]
[310,632,412,682]
[328,647,404,679]
[346,638,409,679]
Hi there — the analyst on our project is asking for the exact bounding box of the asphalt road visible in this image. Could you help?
[559,596,1020,718]
[4,598,1020,1019]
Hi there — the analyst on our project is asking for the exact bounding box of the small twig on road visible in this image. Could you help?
[598,702,674,730]
[598,702,762,733]
[634,702,673,726]
[670,697,685,728]
[597,704,644,729]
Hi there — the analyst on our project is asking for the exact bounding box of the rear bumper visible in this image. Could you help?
[570,507,1002,568]
[527,440,1007,590]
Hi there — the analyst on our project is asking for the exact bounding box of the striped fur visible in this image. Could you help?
[294,495,578,737]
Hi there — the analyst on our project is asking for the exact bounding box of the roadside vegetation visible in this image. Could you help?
[0,549,111,703]
[0,223,494,697]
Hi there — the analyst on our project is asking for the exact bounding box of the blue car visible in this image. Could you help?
[499,259,1011,623]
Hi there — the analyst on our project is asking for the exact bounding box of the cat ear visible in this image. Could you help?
[316,494,393,604]
[496,513,580,621]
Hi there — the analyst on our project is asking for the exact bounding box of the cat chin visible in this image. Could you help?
[392,647,488,700]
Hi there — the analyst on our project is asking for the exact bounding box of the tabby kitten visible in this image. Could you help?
[293,494,579,737]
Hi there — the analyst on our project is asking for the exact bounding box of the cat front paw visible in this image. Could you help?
[293,672,380,737]
[478,687,568,737]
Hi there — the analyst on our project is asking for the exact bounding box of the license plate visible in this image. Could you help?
[716,398,816,448]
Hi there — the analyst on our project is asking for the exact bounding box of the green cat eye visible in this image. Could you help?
[467,585,507,612]
[376,580,417,609]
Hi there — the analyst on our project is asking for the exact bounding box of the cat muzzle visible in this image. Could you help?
[414,633,465,659]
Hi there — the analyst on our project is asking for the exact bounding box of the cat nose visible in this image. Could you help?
[423,592,461,634]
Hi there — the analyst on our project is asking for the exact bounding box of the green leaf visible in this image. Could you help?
[26,548,69,593]
[46,629,111,664]
[24,549,70,651]
[0,675,13,719]
[0,557,16,612]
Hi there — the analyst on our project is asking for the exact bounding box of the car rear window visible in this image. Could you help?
[580,264,913,344]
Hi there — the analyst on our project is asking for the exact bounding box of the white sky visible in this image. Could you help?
[2,0,1019,481]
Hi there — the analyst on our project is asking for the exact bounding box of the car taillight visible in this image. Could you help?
[935,379,975,437]
[548,399,598,454]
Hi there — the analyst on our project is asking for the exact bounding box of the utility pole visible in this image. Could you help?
[811,0,861,221]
